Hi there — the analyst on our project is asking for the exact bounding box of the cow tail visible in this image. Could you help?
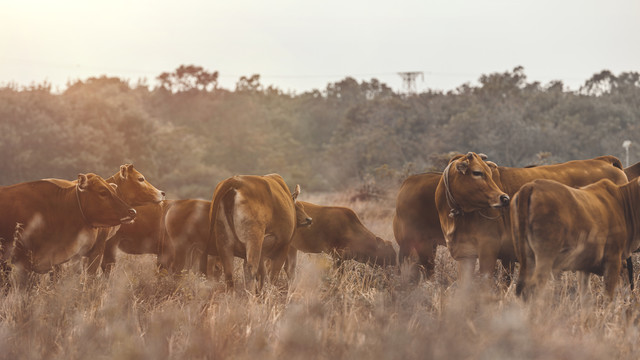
[202,181,237,276]
[203,184,226,276]
[221,187,240,246]
[513,184,534,297]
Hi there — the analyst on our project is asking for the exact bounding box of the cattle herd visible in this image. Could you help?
[1,153,639,301]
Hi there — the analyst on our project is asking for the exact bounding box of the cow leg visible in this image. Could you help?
[477,242,500,279]
[457,257,476,284]
[515,262,528,298]
[156,232,176,274]
[577,271,592,306]
[84,230,109,275]
[516,232,537,299]
[257,259,267,291]
[625,257,634,291]
[218,244,235,289]
[407,235,435,279]
[170,245,188,274]
[216,209,237,289]
[530,255,554,298]
[211,256,223,280]
[284,246,297,283]
[603,256,621,300]
[101,236,121,276]
[242,230,264,292]
[417,249,436,279]
[268,250,289,287]
[398,243,411,266]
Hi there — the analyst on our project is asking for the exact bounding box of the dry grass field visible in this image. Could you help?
[1,191,640,359]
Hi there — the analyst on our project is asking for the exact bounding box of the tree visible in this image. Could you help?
[157,65,219,92]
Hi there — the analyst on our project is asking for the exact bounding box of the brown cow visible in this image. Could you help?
[102,199,216,275]
[83,164,165,273]
[287,201,396,271]
[435,152,628,282]
[393,172,445,277]
[0,174,136,282]
[204,174,312,290]
[44,164,165,274]
[512,177,640,299]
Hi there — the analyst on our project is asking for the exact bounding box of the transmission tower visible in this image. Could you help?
[397,71,424,95]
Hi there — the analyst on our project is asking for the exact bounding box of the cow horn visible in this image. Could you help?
[292,184,301,200]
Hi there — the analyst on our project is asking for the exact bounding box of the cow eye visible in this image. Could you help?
[99,190,109,197]
[138,177,145,182]
[472,171,483,177]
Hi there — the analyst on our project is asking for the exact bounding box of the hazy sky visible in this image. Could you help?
[2,0,638,93]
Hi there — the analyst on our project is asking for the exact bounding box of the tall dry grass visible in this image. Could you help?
[1,192,639,359]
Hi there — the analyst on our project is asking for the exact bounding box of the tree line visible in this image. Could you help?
[1,65,638,199]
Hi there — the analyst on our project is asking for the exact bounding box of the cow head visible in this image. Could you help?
[77,173,137,227]
[374,237,397,266]
[348,236,398,267]
[112,164,165,206]
[443,152,509,214]
[292,184,312,227]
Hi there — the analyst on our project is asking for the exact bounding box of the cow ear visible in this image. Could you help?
[109,183,118,190]
[120,165,128,179]
[120,164,134,179]
[77,174,89,191]
[292,184,301,200]
[485,161,498,169]
[456,160,469,175]
[478,153,488,160]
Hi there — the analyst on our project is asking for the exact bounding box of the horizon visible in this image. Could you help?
[0,65,626,95]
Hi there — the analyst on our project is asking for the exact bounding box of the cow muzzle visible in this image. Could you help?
[492,194,510,208]
[299,217,313,227]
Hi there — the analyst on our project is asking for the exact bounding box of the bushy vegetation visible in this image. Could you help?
[1,66,639,198]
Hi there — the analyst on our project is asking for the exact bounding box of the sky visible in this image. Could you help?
[1,0,639,94]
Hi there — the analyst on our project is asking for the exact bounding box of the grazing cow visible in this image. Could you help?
[102,199,218,275]
[393,172,445,277]
[512,178,640,299]
[0,174,136,281]
[435,152,628,282]
[204,174,312,290]
[625,161,640,181]
[287,201,396,271]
